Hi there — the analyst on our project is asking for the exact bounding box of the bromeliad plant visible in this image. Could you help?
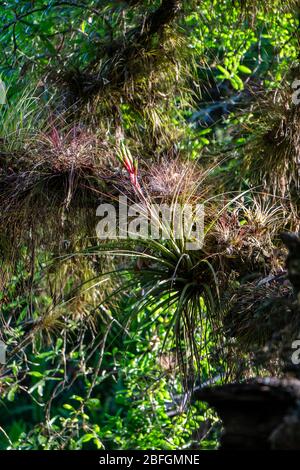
[243,77,300,212]
[117,142,140,191]
[82,147,287,388]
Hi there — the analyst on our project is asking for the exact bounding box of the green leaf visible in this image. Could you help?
[216,65,231,79]
[81,434,94,443]
[86,398,101,410]
[28,371,44,378]
[238,65,252,74]
[63,403,74,411]
[7,386,17,402]
[198,128,212,136]
[230,75,244,90]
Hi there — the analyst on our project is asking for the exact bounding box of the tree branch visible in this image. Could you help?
[61,0,182,100]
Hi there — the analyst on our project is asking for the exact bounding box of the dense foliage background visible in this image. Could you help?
[0,0,299,450]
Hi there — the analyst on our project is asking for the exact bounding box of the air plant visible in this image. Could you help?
[81,149,288,388]
[242,77,300,217]
[81,149,221,388]
[35,120,109,169]
[117,142,140,191]
[0,117,114,263]
[206,196,286,280]
[145,158,211,203]
[225,275,293,347]
[222,269,300,378]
